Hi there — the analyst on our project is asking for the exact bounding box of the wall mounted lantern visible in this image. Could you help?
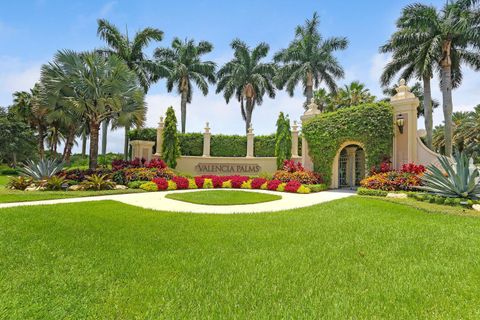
[396,114,405,134]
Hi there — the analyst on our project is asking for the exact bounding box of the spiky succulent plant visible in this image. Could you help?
[420,153,480,199]
[20,158,64,180]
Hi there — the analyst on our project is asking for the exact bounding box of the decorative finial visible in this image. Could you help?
[292,120,298,131]
[204,121,210,133]
[248,124,253,134]
[391,78,416,101]
[158,116,164,128]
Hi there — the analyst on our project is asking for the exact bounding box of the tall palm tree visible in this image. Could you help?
[97,19,165,93]
[394,1,480,156]
[274,12,348,106]
[216,39,276,132]
[334,81,375,109]
[11,85,48,158]
[46,50,145,169]
[379,7,438,148]
[97,19,164,158]
[111,91,146,160]
[313,88,334,113]
[154,38,216,133]
[40,57,83,164]
[382,82,440,119]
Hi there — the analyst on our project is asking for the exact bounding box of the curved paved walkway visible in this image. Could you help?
[0,189,355,214]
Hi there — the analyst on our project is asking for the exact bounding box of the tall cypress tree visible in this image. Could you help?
[275,112,292,169]
[162,106,180,168]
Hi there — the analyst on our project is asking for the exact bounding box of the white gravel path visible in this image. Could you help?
[0,189,355,214]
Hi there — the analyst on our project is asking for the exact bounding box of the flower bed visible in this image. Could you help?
[139,174,312,194]
[360,163,425,191]
[273,160,323,185]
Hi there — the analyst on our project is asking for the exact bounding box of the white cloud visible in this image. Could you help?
[0,57,41,106]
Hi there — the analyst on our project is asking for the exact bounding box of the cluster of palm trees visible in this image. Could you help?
[433,106,480,159]
[313,81,376,113]
[10,12,350,169]
[380,0,480,156]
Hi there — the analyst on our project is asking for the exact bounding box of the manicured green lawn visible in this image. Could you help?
[165,190,282,205]
[1,197,480,318]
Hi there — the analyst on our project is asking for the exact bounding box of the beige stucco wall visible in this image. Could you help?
[175,156,302,176]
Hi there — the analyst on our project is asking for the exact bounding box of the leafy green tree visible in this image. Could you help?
[274,12,348,106]
[275,112,292,169]
[154,38,216,133]
[216,39,276,132]
[162,106,180,168]
[0,107,36,166]
[11,85,48,158]
[391,1,480,155]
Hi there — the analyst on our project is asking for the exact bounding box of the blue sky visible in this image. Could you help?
[1,0,479,153]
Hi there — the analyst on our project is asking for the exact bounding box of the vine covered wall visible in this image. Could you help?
[302,102,394,185]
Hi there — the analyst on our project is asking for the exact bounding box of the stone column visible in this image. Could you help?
[203,122,211,157]
[345,146,357,188]
[130,140,155,161]
[390,79,420,170]
[246,124,254,158]
[154,116,164,157]
[291,120,299,157]
[300,98,321,170]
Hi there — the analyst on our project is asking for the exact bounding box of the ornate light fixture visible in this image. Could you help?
[396,114,405,134]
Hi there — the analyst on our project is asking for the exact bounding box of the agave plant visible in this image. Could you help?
[420,153,480,199]
[81,174,115,191]
[20,159,64,180]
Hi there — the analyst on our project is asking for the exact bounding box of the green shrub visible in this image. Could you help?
[7,176,33,190]
[81,174,115,191]
[0,168,19,175]
[179,133,203,156]
[444,197,455,206]
[45,176,66,191]
[306,184,328,193]
[140,181,158,192]
[357,187,388,197]
[255,135,276,157]
[275,112,292,168]
[127,181,143,189]
[303,103,393,185]
[434,196,445,205]
[162,107,180,168]
[211,135,247,157]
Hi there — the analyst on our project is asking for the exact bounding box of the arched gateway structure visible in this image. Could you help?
[301,79,443,189]
[130,79,442,189]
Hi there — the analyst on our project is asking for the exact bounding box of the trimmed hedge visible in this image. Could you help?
[129,129,299,157]
[302,103,394,185]
[357,187,388,197]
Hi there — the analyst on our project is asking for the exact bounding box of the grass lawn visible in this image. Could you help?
[1,197,480,318]
[165,190,282,205]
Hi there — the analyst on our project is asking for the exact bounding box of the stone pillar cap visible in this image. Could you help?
[391,79,416,101]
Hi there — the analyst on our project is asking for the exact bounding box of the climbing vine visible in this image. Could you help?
[302,102,394,185]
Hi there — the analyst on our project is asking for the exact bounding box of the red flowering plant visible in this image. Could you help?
[172,176,189,189]
[369,156,392,175]
[267,179,282,191]
[400,163,426,175]
[251,177,267,189]
[152,177,168,191]
[145,158,167,170]
[283,159,305,173]
[284,180,302,193]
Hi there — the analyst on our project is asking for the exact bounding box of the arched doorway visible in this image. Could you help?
[337,144,365,188]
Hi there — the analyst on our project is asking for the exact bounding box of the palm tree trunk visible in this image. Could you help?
[62,127,76,165]
[101,120,108,163]
[180,90,187,133]
[12,152,17,168]
[423,75,433,149]
[89,120,100,169]
[123,125,130,161]
[37,125,45,159]
[306,72,313,106]
[81,130,87,158]
[440,66,453,156]
[245,98,253,133]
